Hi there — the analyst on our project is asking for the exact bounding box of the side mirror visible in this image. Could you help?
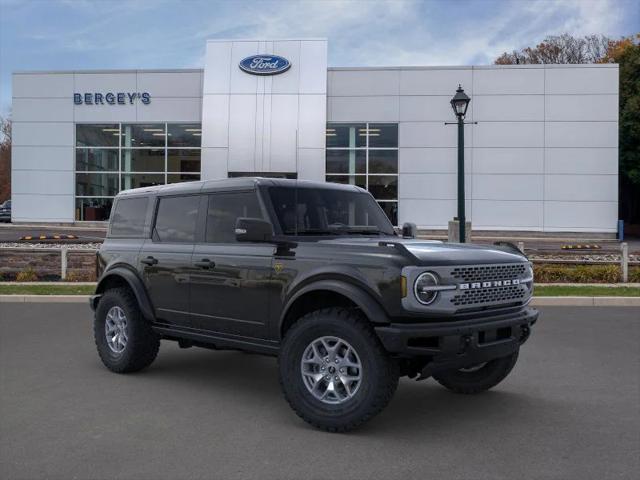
[235,217,274,243]
[402,222,417,239]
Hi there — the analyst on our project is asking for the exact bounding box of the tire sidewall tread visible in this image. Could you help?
[433,350,519,394]
[278,307,399,433]
[94,287,160,374]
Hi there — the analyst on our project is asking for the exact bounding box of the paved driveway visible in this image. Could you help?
[1,304,638,480]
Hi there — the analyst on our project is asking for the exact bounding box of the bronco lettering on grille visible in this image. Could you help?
[458,279,520,290]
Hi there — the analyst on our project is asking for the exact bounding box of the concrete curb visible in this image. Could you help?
[537,283,640,287]
[1,295,639,306]
[530,297,640,306]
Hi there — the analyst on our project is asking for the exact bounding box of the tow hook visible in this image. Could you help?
[462,335,472,353]
[519,326,531,343]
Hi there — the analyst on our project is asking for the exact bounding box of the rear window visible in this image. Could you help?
[153,195,199,243]
[110,197,149,237]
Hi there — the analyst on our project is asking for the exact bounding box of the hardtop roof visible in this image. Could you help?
[116,177,367,198]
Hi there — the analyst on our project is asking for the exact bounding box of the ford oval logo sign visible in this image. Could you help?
[239,55,291,75]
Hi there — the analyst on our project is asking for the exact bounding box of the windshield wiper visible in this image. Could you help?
[282,227,384,236]
[327,225,383,235]
[331,230,382,236]
[282,229,337,236]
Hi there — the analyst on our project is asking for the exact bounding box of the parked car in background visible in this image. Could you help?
[0,200,11,222]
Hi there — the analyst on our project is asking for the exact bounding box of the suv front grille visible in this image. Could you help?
[450,264,527,283]
[451,284,527,307]
[447,263,531,309]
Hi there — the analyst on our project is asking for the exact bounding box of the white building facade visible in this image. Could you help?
[11,38,619,232]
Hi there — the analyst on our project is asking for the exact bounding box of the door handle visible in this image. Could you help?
[194,258,215,269]
[141,256,158,266]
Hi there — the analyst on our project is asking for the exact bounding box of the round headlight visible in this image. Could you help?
[414,272,440,305]
[525,263,534,293]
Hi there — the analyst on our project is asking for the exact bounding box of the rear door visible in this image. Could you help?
[139,194,200,327]
[190,190,274,338]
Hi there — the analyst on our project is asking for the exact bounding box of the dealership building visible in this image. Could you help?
[11,39,619,232]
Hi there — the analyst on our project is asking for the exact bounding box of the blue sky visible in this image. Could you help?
[0,0,638,115]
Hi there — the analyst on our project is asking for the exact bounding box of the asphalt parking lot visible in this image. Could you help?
[1,304,638,480]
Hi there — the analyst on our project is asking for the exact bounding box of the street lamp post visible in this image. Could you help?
[449,85,471,243]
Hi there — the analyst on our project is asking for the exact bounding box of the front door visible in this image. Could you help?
[140,194,200,327]
[190,191,274,338]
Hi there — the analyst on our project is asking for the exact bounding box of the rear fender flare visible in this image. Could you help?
[94,267,155,322]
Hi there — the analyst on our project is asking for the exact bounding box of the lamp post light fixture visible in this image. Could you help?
[449,84,472,243]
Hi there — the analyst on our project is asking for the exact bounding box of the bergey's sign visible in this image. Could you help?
[74,92,151,105]
[239,55,291,75]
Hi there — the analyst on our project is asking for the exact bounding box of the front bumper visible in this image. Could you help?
[375,306,538,376]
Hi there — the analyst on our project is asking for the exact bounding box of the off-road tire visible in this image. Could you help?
[278,307,399,432]
[94,287,160,373]
[433,349,519,394]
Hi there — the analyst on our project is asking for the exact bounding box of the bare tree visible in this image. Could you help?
[0,115,11,202]
[495,34,611,64]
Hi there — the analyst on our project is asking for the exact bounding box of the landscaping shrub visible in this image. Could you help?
[15,267,39,282]
[534,264,621,283]
[65,271,96,282]
[629,266,640,283]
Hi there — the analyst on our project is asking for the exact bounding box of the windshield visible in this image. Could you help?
[267,186,395,236]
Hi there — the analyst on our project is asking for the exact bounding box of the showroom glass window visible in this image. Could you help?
[75,124,202,221]
[325,123,398,225]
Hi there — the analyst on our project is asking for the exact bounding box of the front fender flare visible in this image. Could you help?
[279,279,391,333]
[94,267,156,322]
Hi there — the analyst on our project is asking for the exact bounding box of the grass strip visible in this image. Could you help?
[0,284,95,295]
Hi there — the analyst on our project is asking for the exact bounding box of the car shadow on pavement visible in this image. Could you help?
[138,347,282,395]
[126,345,552,436]
[366,382,541,438]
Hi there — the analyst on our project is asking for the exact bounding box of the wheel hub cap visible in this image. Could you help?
[105,306,128,353]
[300,336,362,405]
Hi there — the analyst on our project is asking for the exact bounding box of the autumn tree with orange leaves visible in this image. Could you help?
[495,33,640,228]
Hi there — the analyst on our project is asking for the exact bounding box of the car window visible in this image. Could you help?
[110,197,148,237]
[154,195,199,243]
[268,186,395,236]
[205,191,263,243]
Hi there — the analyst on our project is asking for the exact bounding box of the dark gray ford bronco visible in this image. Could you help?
[91,177,538,432]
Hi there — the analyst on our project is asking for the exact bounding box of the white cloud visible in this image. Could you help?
[0,0,635,114]
[188,0,630,67]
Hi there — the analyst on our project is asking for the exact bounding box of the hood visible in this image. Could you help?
[317,236,527,266]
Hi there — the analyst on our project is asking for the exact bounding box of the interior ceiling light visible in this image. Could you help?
[143,128,164,132]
